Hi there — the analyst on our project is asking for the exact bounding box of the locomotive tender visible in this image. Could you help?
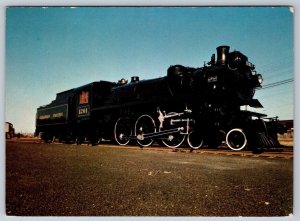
[35,46,283,151]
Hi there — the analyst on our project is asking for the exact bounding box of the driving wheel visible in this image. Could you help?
[135,114,156,147]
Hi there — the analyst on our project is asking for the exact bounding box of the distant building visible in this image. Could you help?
[280,120,293,130]
[5,122,15,139]
[279,120,293,138]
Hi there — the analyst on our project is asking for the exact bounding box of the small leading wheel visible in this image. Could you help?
[187,130,204,150]
[226,128,247,151]
[114,117,131,145]
[135,114,156,147]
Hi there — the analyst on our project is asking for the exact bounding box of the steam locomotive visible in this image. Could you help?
[35,46,284,151]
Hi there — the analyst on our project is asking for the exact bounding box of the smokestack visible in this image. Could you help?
[216,45,230,65]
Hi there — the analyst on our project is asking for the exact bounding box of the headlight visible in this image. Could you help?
[252,74,263,87]
[257,74,263,84]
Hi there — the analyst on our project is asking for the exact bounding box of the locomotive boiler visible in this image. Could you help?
[35,46,284,151]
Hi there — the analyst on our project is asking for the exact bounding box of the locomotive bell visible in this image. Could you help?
[216,45,230,65]
[118,78,128,85]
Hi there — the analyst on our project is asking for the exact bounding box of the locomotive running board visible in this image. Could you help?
[124,127,184,141]
[249,99,263,108]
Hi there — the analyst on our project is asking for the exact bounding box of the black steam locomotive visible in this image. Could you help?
[35,46,284,151]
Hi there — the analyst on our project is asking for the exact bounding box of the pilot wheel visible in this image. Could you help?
[226,128,247,151]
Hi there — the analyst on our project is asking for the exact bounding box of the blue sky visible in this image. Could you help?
[5,7,294,133]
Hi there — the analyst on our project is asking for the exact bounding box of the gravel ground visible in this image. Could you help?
[6,142,293,216]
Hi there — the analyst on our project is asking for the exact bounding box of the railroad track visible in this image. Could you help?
[6,138,293,159]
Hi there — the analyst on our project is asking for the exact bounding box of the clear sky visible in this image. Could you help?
[5,6,294,133]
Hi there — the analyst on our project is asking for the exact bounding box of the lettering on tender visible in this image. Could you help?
[78,107,89,115]
[52,112,63,118]
[39,115,51,120]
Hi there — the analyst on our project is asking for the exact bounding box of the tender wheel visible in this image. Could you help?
[226,128,247,151]
[92,138,101,146]
[75,137,81,145]
[187,131,204,150]
[51,135,56,143]
[90,127,102,146]
[75,136,85,145]
[114,117,131,145]
[42,133,54,143]
[91,135,101,146]
[135,115,156,147]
